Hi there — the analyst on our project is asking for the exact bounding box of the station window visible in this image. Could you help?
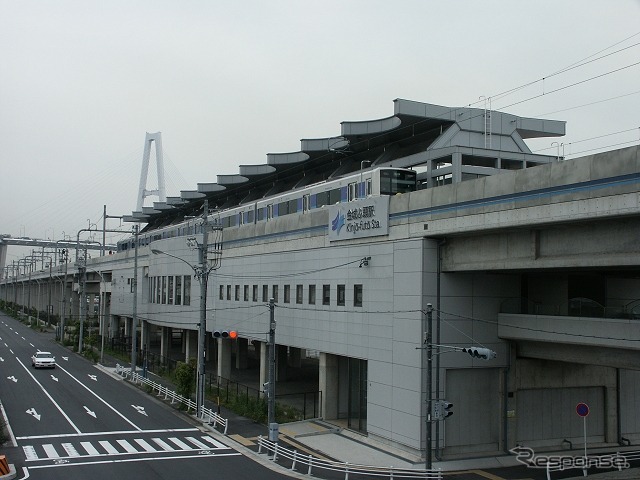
[354,284,363,307]
[175,276,182,305]
[337,284,345,306]
[244,285,249,301]
[272,285,279,302]
[309,285,316,305]
[296,285,303,304]
[183,276,191,306]
[235,285,240,301]
[227,285,231,301]
[219,285,224,300]
[252,285,258,302]
[168,276,174,305]
[262,285,268,302]
[322,285,330,305]
[284,285,290,303]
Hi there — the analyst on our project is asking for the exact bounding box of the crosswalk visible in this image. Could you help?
[22,433,230,462]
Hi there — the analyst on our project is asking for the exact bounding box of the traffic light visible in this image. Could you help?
[462,347,496,360]
[432,400,454,420]
[213,330,238,339]
[440,401,453,419]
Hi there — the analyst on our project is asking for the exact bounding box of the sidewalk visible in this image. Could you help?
[97,351,639,480]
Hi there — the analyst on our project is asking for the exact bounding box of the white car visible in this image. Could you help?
[31,351,56,369]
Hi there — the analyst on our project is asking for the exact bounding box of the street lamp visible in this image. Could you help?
[150,199,222,418]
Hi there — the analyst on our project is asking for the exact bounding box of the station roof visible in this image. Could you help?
[125,98,565,232]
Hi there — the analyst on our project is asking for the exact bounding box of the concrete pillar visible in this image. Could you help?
[160,326,169,361]
[217,338,232,380]
[452,152,462,184]
[236,338,249,370]
[258,341,267,398]
[320,352,339,420]
[185,329,198,362]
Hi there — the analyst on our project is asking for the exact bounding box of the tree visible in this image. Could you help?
[174,359,196,402]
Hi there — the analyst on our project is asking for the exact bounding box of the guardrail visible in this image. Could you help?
[257,435,442,480]
[115,364,228,434]
[544,450,639,480]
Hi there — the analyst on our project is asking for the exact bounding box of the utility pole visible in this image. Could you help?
[268,297,277,440]
[131,224,139,375]
[196,200,209,419]
[426,303,433,470]
[78,249,87,353]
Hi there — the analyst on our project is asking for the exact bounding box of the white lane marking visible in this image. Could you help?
[98,441,119,455]
[201,435,228,449]
[61,443,80,457]
[134,438,157,452]
[55,363,141,431]
[16,427,199,440]
[80,442,100,455]
[167,437,191,450]
[43,444,60,458]
[131,405,148,416]
[185,437,210,449]
[26,408,41,421]
[27,452,241,470]
[16,358,81,433]
[23,445,38,460]
[29,343,34,347]
[151,438,175,451]
[116,440,138,453]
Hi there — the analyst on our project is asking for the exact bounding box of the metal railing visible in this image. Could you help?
[543,450,639,480]
[257,436,442,480]
[115,364,228,434]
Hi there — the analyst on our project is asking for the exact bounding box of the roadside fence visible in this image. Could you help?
[257,435,442,480]
[115,364,228,434]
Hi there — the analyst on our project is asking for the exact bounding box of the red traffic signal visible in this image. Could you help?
[213,330,238,339]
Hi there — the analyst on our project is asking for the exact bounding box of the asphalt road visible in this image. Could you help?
[0,312,295,480]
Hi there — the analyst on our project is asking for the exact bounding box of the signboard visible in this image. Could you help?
[328,196,389,242]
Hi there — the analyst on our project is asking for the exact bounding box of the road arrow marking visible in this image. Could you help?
[88,374,97,381]
[131,405,148,416]
[61,356,68,361]
[0,357,4,362]
[51,375,59,382]
[26,408,41,421]
[84,406,97,418]
[7,376,17,383]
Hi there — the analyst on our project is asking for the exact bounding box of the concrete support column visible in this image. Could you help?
[160,326,169,361]
[258,341,267,398]
[217,338,232,380]
[320,352,339,420]
[185,329,198,362]
[236,338,249,370]
[452,152,462,184]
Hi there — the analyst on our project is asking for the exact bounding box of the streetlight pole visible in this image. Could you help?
[131,224,139,376]
[150,199,222,419]
[268,298,277,440]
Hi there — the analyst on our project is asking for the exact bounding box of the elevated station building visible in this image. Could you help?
[2,99,640,460]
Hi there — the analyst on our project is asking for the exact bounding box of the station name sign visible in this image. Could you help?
[328,196,389,242]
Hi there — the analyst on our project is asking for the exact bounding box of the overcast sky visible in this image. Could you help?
[1,0,639,262]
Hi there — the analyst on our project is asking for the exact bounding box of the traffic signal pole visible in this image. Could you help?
[426,303,433,470]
